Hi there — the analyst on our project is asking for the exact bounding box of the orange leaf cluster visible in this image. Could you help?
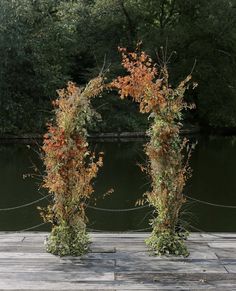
[41,77,104,227]
[111,48,167,113]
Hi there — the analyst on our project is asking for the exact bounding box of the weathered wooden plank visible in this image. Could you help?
[89,247,116,253]
[221,259,236,273]
[115,259,227,273]
[89,234,201,241]
[0,271,114,282]
[0,257,115,267]
[0,232,48,237]
[0,279,235,290]
[0,246,116,254]
[0,232,235,290]
[91,243,147,252]
[0,252,55,259]
[202,233,236,239]
[116,272,236,281]
[92,235,147,239]
[208,242,236,248]
[0,236,24,243]
[82,249,218,260]
[187,251,218,260]
[0,246,46,253]
[0,265,115,274]
[117,273,236,290]
[22,236,47,242]
[224,264,236,273]
[209,248,236,260]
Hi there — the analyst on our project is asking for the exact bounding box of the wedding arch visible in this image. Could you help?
[39,48,195,257]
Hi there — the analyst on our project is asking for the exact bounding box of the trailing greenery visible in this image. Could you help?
[40,77,104,256]
[1,0,236,133]
[111,48,194,256]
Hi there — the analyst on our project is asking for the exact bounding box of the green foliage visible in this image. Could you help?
[0,0,79,134]
[76,0,236,129]
[91,92,149,132]
[46,222,89,256]
[1,0,236,133]
[145,230,189,256]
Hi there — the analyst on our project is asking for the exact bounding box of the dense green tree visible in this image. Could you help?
[142,0,236,127]
[75,0,236,129]
[0,0,79,133]
[0,0,236,133]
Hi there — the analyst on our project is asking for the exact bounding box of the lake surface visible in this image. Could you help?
[0,134,236,232]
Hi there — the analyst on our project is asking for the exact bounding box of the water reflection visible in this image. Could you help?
[0,134,235,232]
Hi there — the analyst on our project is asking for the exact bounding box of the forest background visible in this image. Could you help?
[1,0,236,134]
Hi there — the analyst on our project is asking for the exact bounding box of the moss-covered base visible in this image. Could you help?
[46,224,89,257]
[145,230,189,257]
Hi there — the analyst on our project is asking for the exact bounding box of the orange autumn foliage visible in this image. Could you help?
[111,47,195,256]
[112,48,164,113]
[111,47,192,116]
[41,77,104,230]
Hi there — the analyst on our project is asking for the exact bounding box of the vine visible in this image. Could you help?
[39,77,104,256]
[111,48,195,256]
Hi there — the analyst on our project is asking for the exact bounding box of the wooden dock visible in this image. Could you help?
[0,232,236,290]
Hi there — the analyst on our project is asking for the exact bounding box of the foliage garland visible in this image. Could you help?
[40,77,104,256]
[111,48,195,256]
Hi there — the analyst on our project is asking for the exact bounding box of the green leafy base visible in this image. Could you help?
[145,230,189,257]
[46,224,89,257]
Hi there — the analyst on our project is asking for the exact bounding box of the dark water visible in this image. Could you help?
[0,135,236,232]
